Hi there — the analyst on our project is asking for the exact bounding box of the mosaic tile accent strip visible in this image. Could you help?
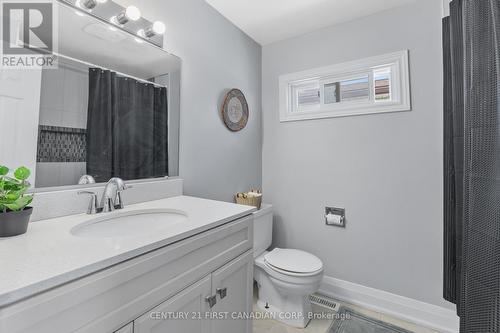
[37,125,87,163]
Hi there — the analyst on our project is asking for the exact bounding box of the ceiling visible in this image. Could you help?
[205,0,416,45]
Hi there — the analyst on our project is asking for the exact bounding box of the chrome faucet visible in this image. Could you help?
[78,177,132,214]
[100,177,131,212]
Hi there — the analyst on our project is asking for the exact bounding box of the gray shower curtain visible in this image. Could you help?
[86,68,168,182]
[443,0,500,331]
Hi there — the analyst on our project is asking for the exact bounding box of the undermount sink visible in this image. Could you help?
[70,209,188,238]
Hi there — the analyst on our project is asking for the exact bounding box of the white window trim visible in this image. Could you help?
[279,50,411,122]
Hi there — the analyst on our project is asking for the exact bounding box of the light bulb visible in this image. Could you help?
[125,6,141,21]
[141,21,166,38]
[152,21,165,34]
[114,5,141,25]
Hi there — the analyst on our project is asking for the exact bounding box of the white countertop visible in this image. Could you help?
[0,196,256,308]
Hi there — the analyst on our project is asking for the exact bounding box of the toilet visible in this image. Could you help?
[253,204,324,328]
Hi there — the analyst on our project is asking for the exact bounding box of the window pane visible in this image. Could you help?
[324,82,340,104]
[374,68,391,101]
[340,76,369,102]
[295,83,320,108]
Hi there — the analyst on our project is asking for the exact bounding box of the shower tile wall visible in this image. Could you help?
[37,126,86,163]
[36,64,88,188]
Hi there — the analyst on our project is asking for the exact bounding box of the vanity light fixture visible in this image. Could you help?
[70,0,163,47]
[138,21,166,38]
[111,5,141,25]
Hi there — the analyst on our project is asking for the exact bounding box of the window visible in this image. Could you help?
[294,80,320,108]
[279,50,410,122]
[374,67,391,101]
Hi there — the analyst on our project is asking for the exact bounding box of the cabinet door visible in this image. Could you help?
[211,251,254,333]
[114,322,133,333]
[134,275,212,333]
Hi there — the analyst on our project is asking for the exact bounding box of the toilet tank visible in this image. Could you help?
[253,204,273,258]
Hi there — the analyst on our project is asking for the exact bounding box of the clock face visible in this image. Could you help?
[227,98,244,123]
[221,89,248,131]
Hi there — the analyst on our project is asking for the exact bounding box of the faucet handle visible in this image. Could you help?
[78,191,101,214]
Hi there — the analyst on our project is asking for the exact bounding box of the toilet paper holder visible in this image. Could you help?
[325,207,346,228]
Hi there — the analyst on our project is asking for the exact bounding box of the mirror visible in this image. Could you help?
[0,1,181,189]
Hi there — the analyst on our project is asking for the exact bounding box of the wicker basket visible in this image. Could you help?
[235,191,262,209]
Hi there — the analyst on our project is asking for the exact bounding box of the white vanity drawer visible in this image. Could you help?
[0,215,253,333]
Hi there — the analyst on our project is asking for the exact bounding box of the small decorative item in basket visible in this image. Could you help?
[235,189,262,209]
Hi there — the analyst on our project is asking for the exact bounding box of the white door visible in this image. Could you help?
[134,275,212,333]
[211,251,254,333]
[0,68,41,183]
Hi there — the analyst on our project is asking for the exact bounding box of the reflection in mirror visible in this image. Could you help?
[0,0,181,190]
[36,56,176,187]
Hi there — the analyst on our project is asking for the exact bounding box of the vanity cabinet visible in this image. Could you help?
[210,251,253,333]
[134,275,212,333]
[134,251,253,333]
[0,216,253,333]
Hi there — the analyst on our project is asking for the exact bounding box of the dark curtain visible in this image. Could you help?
[443,14,456,305]
[443,0,500,331]
[86,69,115,182]
[86,68,168,182]
[443,0,465,308]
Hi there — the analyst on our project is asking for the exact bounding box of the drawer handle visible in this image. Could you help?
[217,287,227,299]
[205,295,217,308]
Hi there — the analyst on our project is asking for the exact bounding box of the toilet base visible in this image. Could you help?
[255,268,313,328]
[256,297,312,328]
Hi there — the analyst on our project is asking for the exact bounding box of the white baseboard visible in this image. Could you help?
[319,276,459,333]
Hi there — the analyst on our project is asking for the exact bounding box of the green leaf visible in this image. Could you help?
[3,179,21,191]
[5,192,20,201]
[14,167,30,181]
[4,195,33,211]
[0,166,8,176]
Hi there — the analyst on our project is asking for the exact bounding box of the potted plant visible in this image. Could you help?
[0,165,34,237]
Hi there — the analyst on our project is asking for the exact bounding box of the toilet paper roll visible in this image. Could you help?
[326,213,342,225]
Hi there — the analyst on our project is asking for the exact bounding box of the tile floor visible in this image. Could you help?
[252,288,440,333]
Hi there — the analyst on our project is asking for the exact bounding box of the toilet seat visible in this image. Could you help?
[255,251,323,288]
[264,248,323,276]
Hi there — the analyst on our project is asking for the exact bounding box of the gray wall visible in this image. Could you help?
[262,0,451,308]
[117,0,262,202]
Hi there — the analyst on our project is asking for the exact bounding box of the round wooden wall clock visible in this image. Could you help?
[221,89,249,132]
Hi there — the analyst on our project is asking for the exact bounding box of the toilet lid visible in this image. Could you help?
[264,248,323,274]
